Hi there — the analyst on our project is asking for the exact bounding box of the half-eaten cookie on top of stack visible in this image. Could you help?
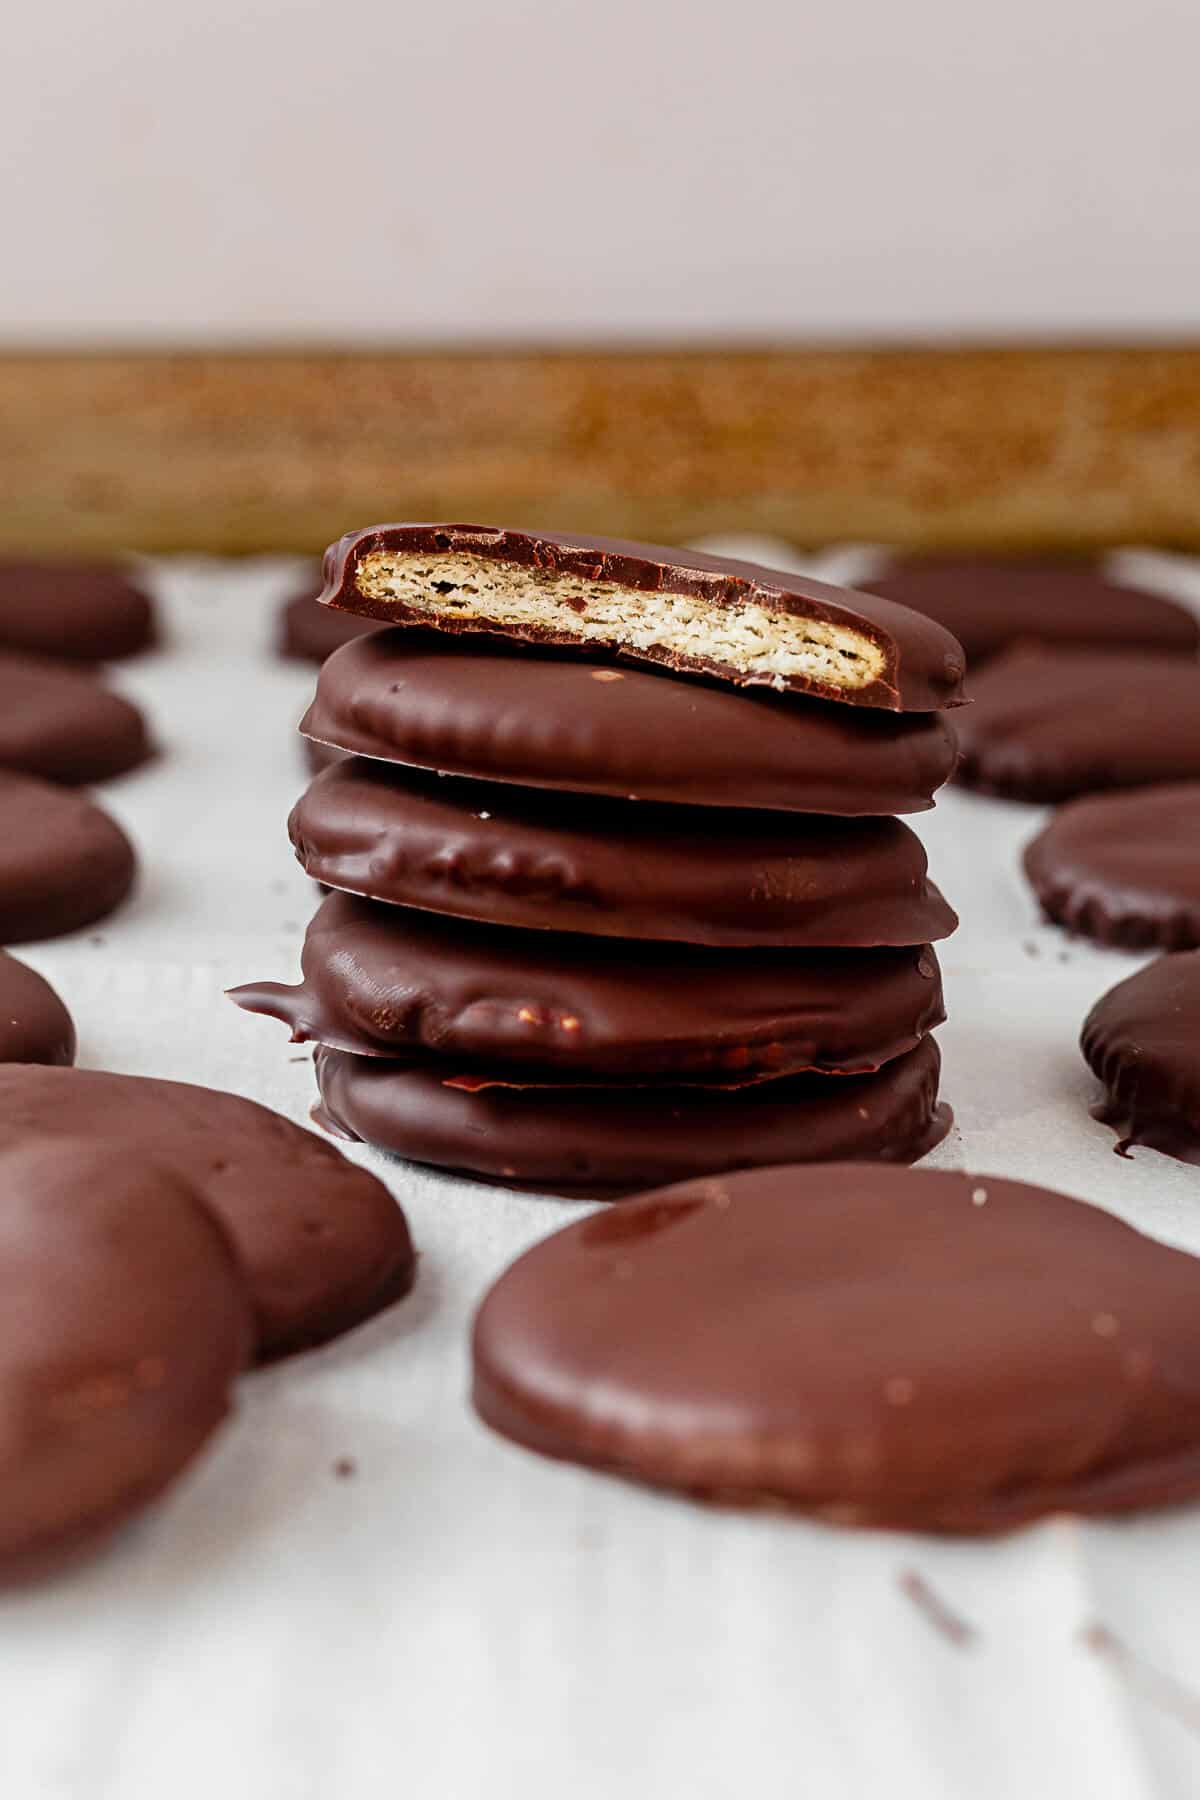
[234,526,966,1197]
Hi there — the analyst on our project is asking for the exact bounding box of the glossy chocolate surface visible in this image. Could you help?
[956,650,1200,803]
[1083,951,1200,1164]
[319,524,967,712]
[1025,783,1200,950]
[473,1163,1200,1531]
[312,1036,949,1195]
[233,889,944,1081]
[289,759,958,949]
[301,629,957,814]
[0,1066,415,1360]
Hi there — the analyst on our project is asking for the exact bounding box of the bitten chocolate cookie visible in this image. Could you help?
[1082,952,1200,1164]
[313,1036,949,1194]
[232,889,945,1083]
[278,580,380,663]
[0,561,157,662]
[0,1066,415,1360]
[472,1164,1200,1531]
[1024,784,1200,950]
[865,558,1200,665]
[955,650,1200,802]
[289,760,957,949]
[301,630,958,814]
[0,953,75,1065]
[0,1141,250,1575]
[0,652,151,784]
[318,525,967,712]
[0,772,137,942]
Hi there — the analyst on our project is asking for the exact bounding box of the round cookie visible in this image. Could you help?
[289,760,958,949]
[955,650,1200,802]
[0,1140,250,1575]
[0,772,137,942]
[318,524,968,712]
[313,1036,949,1195]
[232,889,945,1082]
[300,629,958,814]
[0,651,151,785]
[1024,783,1200,950]
[472,1163,1200,1531]
[0,953,75,1065]
[0,561,157,662]
[278,582,381,664]
[865,558,1200,665]
[0,1066,416,1360]
[1082,952,1200,1164]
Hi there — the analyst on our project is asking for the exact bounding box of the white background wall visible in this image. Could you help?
[3,0,1199,344]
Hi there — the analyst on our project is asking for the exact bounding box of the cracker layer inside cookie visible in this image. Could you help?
[354,550,885,693]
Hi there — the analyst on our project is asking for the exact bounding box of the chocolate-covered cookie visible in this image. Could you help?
[300,630,958,814]
[278,580,380,664]
[866,558,1200,665]
[0,652,151,785]
[313,1036,949,1195]
[955,650,1200,802]
[0,561,157,662]
[473,1163,1200,1531]
[289,760,957,949]
[232,890,945,1082]
[1025,783,1200,950]
[0,1066,415,1360]
[0,1141,250,1575]
[0,953,75,1065]
[318,525,967,712]
[1082,952,1200,1163]
[0,772,137,942]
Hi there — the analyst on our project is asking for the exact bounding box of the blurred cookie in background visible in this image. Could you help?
[863,557,1200,667]
[0,561,157,662]
[955,649,1200,802]
[0,652,152,785]
[277,574,381,664]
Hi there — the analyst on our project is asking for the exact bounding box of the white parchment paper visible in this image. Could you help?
[3,548,1200,1800]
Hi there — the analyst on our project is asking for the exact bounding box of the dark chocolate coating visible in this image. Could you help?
[319,524,967,712]
[301,629,958,814]
[1025,783,1200,950]
[0,652,152,785]
[473,1164,1200,1531]
[0,1140,250,1574]
[955,649,1200,802]
[232,889,945,1082]
[289,759,957,949]
[1082,952,1200,1163]
[0,772,136,943]
[0,1066,415,1361]
[312,1036,949,1195]
[278,580,381,664]
[0,953,75,1066]
[0,561,157,662]
[304,736,345,775]
[866,557,1200,665]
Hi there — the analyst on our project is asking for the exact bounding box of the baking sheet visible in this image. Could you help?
[4,548,1200,1800]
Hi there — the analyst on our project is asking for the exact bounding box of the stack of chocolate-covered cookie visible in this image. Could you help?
[235,527,965,1195]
